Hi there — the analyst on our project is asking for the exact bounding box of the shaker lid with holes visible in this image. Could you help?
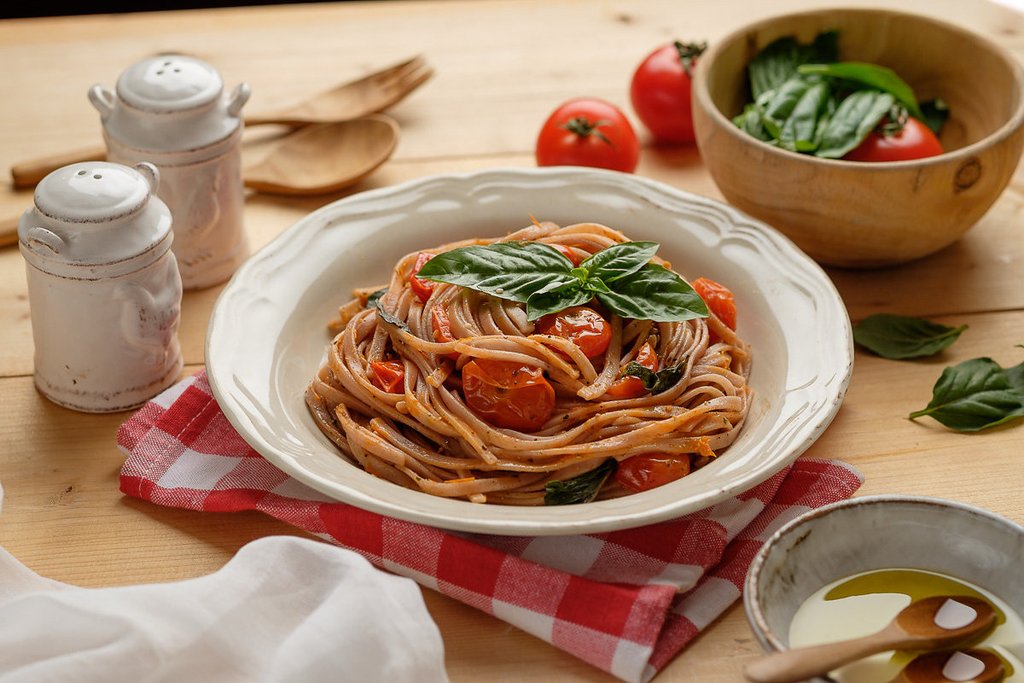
[19,161,174,278]
[90,54,250,153]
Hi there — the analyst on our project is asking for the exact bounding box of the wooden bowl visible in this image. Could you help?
[692,8,1024,268]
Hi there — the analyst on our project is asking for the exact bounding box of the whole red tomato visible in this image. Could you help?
[535,98,640,173]
[843,117,944,162]
[630,41,706,143]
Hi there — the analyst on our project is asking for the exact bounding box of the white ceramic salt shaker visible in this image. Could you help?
[19,161,183,413]
[90,54,251,290]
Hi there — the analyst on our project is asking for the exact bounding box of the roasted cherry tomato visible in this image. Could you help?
[535,306,611,359]
[615,452,692,492]
[369,360,405,394]
[692,277,737,331]
[551,243,584,266]
[535,98,640,173]
[630,41,706,143]
[431,305,461,361]
[843,117,943,162]
[605,342,658,399]
[461,358,555,432]
[409,252,435,303]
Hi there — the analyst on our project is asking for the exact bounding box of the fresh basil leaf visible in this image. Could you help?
[748,30,839,100]
[415,242,575,303]
[1005,361,1024,393]
[544,459,617,505]
[582,276,611,294]
[366,288,387,309]
[776,79,831,152]
[596,265,709,323]
[622,362,684,393]
[580,241,659,284]
[815,90,894,159]
[375,301,410,333]
[525,284,593,321]
[798,62,924,120]
[909,357,1024,432]
[920,98,950,136]
[853,314,967,360]
[733,103,773,142]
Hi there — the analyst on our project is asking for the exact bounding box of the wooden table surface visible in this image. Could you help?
[2,0,1022,680]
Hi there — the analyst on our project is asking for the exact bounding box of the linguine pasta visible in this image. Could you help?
[305,221,751,505]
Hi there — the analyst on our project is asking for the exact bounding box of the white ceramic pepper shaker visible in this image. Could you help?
[19,161,183,413]
[89,54,251,290]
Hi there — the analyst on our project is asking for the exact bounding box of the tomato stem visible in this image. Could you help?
[561,116,613,146]
[878,104,909,137]
[673,40,707,76]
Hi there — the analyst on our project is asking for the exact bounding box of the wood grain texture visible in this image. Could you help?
[1,1,1023,682]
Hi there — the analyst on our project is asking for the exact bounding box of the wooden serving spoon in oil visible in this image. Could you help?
[744,596,997,683]
[892,649,1005,683]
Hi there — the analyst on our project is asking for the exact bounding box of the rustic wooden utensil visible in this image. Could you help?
[10,55,431,189]
[0,115,399,246]
[744,596,997,683]
[242,115,398,196]
[890,649,1005,683]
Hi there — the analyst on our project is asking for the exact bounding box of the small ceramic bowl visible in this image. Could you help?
[692,8,1024,267]
[744,495,1024,681]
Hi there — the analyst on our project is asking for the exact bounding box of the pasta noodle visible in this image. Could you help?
[305,221,751,505]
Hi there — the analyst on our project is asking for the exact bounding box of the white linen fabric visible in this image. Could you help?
[0,533,448,683]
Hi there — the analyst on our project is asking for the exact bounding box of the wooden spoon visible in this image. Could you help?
[744,596,997,683]
[10,55,431,189]
[242,114,398,195]
[891,649,1005,683]
[0,115,399,247]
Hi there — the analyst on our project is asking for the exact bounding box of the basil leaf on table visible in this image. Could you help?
[816,90,895,158]
[415,241,575,303]
[798,62,925,120]
[909,357,1024,432]
[579,241,658,283]
[622,362,684,393]
[748,30,839,99]
[853,314,967,360]
[544,459,617,505]
[595,264,709,323]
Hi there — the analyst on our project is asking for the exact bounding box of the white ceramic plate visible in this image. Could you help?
[206,167,852,536]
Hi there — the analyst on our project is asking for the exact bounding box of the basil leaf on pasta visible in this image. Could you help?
[579,241,659,283]
[415,242,575,303]
[525,285,594,321]
[853,314,967,359]
[622,362,684,393]
[544,459,617,505]
[909,357,1024,432]
[597,265,709,322]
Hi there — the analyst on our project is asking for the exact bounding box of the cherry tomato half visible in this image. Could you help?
[462,359,556,432]
[535,306,611,359]
[615,453,692,492]
[605,342,658,399]
[409,252,435,303]
[431,305,461,361]
[843,117,943,162]
[692,277,737,332]
[369,360,405,394]
[535,98,640,173]
[630,41,706,143]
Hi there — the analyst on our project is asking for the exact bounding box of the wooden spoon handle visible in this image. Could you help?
[744,627,904,683]
[11,145,107,189]
[0,213,21,248]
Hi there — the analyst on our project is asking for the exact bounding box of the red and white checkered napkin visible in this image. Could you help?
[117,371,862,683]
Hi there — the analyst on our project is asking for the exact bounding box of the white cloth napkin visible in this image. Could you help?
[0,531,448,683]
